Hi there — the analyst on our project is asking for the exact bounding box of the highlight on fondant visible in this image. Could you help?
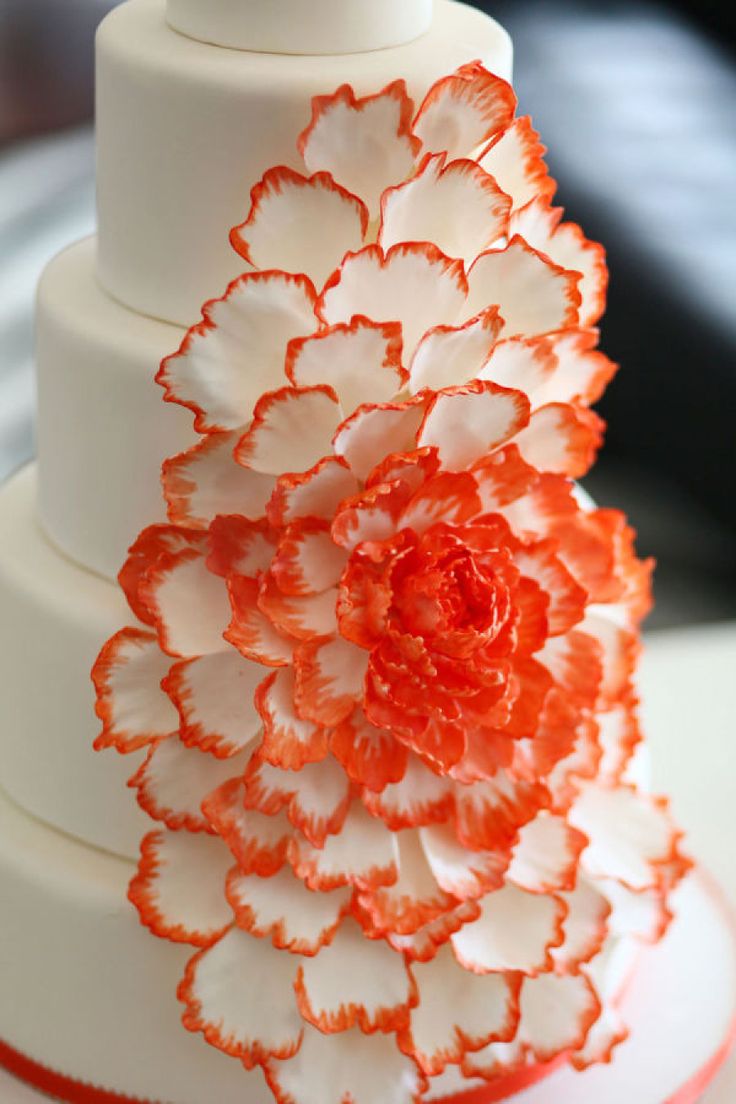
[92,62,688,1103]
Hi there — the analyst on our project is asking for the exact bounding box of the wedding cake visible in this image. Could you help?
[0,2,693,1102]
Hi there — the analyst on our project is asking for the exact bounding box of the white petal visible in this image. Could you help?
[413,63,516,160]
[166,650,264,757]
[93,628,178,753]
[163,433,276,529]
[237,386,342,476]
[130,828,233,945]
[478,116,554,211]
[379,153,510,265]
[417,381,530,470]
[227,865,350,954]
[181,928,302,1062]
[158,271,317,432]
[466,237,580,338]
[451,883,564,974]
[232,167,368,289]
[266,1024,424,1104]
[130,736,247,831]
[408,310,502,394]
[319,242,467,361]
[299,80,419,218]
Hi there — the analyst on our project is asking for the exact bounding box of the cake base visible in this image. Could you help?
[1,870,734,1104]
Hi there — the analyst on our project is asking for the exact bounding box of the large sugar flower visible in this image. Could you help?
[94,63,686,1104]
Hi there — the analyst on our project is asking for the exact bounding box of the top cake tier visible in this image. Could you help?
[166,0,433,53]
[96,0,512,327]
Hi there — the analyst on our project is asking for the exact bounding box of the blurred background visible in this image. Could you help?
[0,0,734,628]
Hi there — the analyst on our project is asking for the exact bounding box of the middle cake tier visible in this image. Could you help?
[37,236,194,581]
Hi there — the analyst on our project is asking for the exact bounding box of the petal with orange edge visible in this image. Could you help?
[466,237,581,338]
[129,736,247,832]
[157,270,317,434]
[236,385,342,476]
[129,828,232,946]
[286,317,405,416]
[164,650,264,758]
[299,80,420,218]
[402,943,520,1076]
[295,918,415,1033]
[180,929,302,1065]
[231,167,368,289]
[413,63,516,160]
[318,242,467,361]
[93,627,178,753]
[379,153,510,265]
[227,865,351,955]
[163,433,276,530]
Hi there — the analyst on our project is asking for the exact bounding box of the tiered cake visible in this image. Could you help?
[0,2,692,1103]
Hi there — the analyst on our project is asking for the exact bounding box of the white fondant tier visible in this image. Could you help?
[0,784,270,1104]
[96,0,513,326]
[167,0,433,54]
[36,237,194,581]
[0,465,148,859]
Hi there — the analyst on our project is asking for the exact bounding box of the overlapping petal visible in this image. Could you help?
[93,57,687,1104]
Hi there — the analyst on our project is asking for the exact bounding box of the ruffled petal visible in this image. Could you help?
[258,574,338,641]
[291,803,399,891]
[360,831,456,936]
[331,707,409,792]
[379,153,511,265]
[420,822,510,900]
[552,880,611,971]
[507,812,587,893]
[226,865,351,954]
[454,773,548,851]
[268,457,360,528]
[318,242,467,361]
[515,541,587,635]
[129,828,233,946]
[299,80,421,219]
[207,515,278,580]
[408,309,502,394]
[512,403,603,478]
[164,650,264,758]
[93,628,178,753]
[295,918,416,1033]
[478,115,555,211]
[286,316,405,416]
[129,736,247,832]
[570,784,685,891]
[162,433,276,529]
[514,971,601,1064]
[386,900,480,964]
[294,636,369,726]
[157,271,317,433]
[417,381,530,471]
[466,237,581,338]
[203,779,291,876]
[451,883,565,974]
[402,944,520,1075]
[536,630,604,708]
[413,62,516,160]
[477,336,556,402]
[511,199,608,327]
[231,167,368,289]
[265,1024,425,1104]
[245,757,350,848]
[257,667,329,770]
[271,519,347,597]
[236,385,342,476]
[226,575,295,667]
[364,756,454,830]
[398,470,482,534]
[180,929,302,1064]
[333,397,427,483]
[139,535,232,658]
[534,329,617,407]
[571,1003,627,1070]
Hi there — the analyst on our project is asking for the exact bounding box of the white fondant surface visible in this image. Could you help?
[96,0,513,326]
[36,237,195,581]
[0,464,149,859]
[167,0,434,54]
